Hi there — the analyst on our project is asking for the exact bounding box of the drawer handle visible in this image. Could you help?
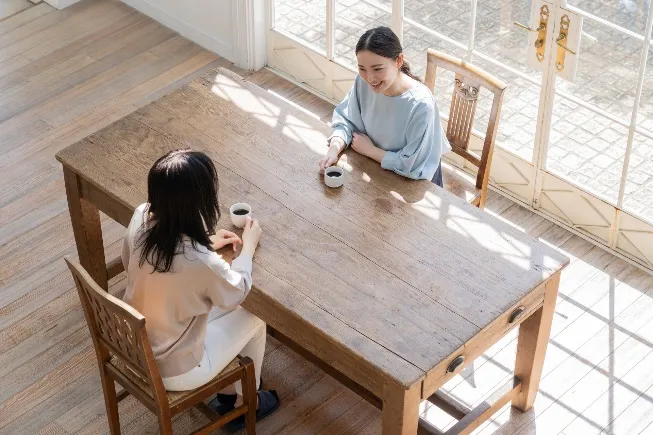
[509,306,525,324]
[447,355,465,373]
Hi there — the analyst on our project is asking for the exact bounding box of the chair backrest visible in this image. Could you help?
[424,49,507,190]
[65,257,168,408]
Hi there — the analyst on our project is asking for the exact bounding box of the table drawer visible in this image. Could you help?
[422,282,546,397]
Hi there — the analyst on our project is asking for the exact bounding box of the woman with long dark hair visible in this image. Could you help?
[121,149,279,430]
[319,26,450,186]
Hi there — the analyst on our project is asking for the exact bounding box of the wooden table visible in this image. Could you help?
[56,68,569,434]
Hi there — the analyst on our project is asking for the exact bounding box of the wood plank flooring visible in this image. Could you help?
[0,0,32,21]
[0,1,652,434]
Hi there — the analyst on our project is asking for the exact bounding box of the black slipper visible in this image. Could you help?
[208,378,264,415]
[208,393,237,415]
[226,390,280,432]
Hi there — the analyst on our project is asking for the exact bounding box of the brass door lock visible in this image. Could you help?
[555,14,575,71]
[514,4,550,62]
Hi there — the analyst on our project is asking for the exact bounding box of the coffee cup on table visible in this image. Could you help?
[229,203,251,228]
[324,166,344,188]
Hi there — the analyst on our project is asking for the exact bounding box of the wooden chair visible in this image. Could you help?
[65,257,258,434]
[425,48,507,209]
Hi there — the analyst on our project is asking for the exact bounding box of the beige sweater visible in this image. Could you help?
[121,204,253,378]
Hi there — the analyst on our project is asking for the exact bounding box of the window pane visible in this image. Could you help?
[637,46,653,132]
[566,0,650,35]
[404,0,470,46]
[546,95,628,204]
[335,1,391,70]
[555,20,643,121]
[472,58,541,161]
[474,0,542,79]
[403,23,468,120]
[275,0,327,53]
[403,22,468,80]
[623,133,653,224]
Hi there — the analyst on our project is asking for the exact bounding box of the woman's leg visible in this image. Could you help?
[206,309,280,429]
[204,306,267,394]
[208,305,234,323]
[162,351,212,391]
[162,307,266,392]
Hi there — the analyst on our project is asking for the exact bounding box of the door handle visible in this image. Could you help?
[556,34,576,55]
[513,22,545,32]
[514,4,550,62]
[555,14,576,71]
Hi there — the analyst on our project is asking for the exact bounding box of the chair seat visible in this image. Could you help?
[441,161,482,206]
[109,354,241,407]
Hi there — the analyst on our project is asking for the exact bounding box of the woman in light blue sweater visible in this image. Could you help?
[319,26,451,185]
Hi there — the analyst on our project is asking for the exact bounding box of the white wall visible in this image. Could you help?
[45,0,85,9]
[120,0,236,62]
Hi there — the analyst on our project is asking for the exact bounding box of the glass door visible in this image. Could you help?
[533,0,653,249]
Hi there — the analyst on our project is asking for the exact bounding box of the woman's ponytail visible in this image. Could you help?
[400,60,421,82]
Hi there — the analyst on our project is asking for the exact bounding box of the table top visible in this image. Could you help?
[57,68,569,390]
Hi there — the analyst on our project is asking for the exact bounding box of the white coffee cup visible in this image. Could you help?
[229,203,251,228]
[324,166,344,188]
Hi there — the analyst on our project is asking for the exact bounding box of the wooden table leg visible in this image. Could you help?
[513,272,561,411]
[382,380,421,435]
[63,166,108,290]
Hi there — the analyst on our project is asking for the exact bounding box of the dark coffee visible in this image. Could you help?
[233,209,249,216]
[327,171,342,178]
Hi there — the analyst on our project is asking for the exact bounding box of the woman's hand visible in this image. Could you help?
[351,133,385,163]
[241,217,262,257]
[319,147,339,173]
[319,137,346,173]
[210,229,242,251]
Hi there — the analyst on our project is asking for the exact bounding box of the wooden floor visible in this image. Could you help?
[0,0,32,21]
[1,1,652,434]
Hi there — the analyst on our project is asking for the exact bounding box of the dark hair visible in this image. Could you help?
[138,149,220,273]
[355,26,421,82]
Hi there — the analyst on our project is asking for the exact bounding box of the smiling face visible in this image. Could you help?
[356,50,403,94]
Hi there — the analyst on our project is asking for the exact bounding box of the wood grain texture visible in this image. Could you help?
[127,102,504,326]
[63,167,108,290]
[444,377,521,434]
[381,381,421,435]
[513,272,561,410]
[0,2,53,37]
[3,1,650,433]
[0,0,32,21]
[0,2,224,434]
[56,66,567,434]
[57,69,568,396]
